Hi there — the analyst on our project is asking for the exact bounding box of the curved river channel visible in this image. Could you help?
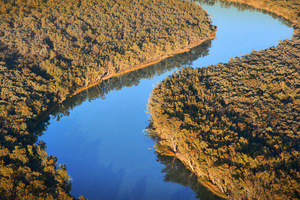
[39,1,294,199]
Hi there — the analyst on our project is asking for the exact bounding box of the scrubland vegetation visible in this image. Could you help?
[148,0,300,199]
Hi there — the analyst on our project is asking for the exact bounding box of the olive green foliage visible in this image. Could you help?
[0,0,215,198]
[0,144,72,200]
[148,36,300,199]
[0,61,73,200]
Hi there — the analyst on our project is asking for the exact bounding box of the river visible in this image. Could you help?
[39,1,294,199]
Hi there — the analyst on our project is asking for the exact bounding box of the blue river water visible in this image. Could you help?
[40,1,294,199]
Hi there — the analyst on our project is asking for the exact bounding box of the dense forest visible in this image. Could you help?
[0,0,215,199]
[148,0,300,199]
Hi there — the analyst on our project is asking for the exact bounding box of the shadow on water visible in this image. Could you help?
[80,162,126,200]
[119,176,147,200]
[145,123,222,200]
[156,153,222,200]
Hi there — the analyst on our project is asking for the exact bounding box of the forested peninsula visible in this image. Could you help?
[0,0,216,199]
[148,0,300,199]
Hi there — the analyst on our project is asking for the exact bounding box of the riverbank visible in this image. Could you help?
[157,145,228,199]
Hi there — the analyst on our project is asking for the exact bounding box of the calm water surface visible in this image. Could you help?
[40,2,293,199]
